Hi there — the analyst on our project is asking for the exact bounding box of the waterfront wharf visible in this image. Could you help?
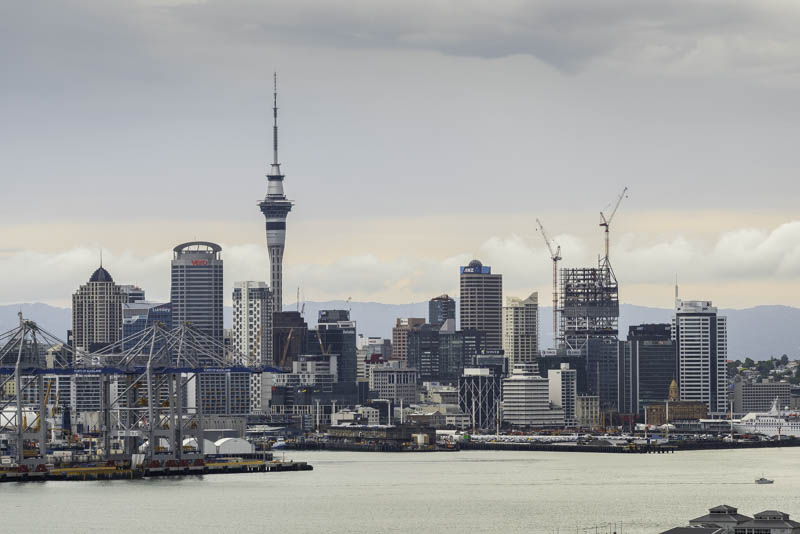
[0,459,312,483]
[462,437,800,453]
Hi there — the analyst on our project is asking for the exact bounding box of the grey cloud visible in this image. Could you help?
[168,0,800,73]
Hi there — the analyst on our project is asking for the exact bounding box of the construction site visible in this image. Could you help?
[0,313,311,481]
[538,187,628,411]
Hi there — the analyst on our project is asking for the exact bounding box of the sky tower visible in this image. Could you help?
[259,74,293,313]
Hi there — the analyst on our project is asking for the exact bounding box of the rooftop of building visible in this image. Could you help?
[89,266,113,283]
[172,241,222,257]
[460,259,493,275]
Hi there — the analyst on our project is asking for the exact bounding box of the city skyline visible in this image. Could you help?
[4,1,800,309]
[6,4,800,532]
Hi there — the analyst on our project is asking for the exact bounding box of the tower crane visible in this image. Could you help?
[536,218,561,349]
[599,186,629,266]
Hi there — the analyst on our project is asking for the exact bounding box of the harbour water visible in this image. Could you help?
[2,449,798,533]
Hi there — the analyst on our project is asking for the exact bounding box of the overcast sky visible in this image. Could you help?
[3,0,800,309]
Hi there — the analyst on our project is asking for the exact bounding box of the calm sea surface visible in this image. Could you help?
[2,449,798,533]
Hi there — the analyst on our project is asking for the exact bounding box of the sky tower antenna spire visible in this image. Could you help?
[273,72,279,166]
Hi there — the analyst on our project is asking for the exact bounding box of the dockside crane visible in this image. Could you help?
[599,186,629,267]
[536,218,561,349]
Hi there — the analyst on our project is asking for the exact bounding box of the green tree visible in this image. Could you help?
[744,357,755,368]
[781,354,789,366]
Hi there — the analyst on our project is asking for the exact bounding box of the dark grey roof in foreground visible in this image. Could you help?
[660,528,726,534]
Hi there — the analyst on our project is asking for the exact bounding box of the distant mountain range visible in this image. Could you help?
[3,301,798,361]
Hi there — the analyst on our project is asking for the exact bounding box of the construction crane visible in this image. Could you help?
[316,330,331,356]
[278,328,294,369]
[599,186,629,265]
[536,218,562,349]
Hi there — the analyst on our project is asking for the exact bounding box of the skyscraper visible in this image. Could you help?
[258,75,293,314]
[502,293,539,369]
[72,265,127,352]
[171,242,228,414]
[170,242,224,345]
[460,260,503,351]
[429,294,456,327]
[617,323,677,415]
[673,299,728,415]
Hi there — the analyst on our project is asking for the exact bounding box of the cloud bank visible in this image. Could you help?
[4,221,800,308]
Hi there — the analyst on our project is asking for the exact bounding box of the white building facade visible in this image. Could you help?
[502,363,563,427]
[672,299,728,416]
[548,363,577,426]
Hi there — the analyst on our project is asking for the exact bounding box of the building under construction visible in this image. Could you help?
[558,261,619,410]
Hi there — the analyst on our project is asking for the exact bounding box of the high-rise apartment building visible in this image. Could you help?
[232,282,273,366]
[72,266,127,352]
[460,260,503,351]
[392,318,425,365]
[258,76,293,314]
[232,281,273,413]
[502,293,539,369]
[429,294,456,327]
[672,299,728,416]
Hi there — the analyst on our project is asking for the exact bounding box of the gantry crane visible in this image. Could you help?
[599,186,629,266]
[536,218,561,349]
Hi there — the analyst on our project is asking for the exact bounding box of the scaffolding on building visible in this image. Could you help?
[0,313,281,466]
[558,262,619,351]
[458,370,502,432]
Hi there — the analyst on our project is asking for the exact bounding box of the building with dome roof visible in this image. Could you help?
[72,265,127,352]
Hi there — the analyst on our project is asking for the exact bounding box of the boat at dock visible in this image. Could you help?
[733,398,800,438]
